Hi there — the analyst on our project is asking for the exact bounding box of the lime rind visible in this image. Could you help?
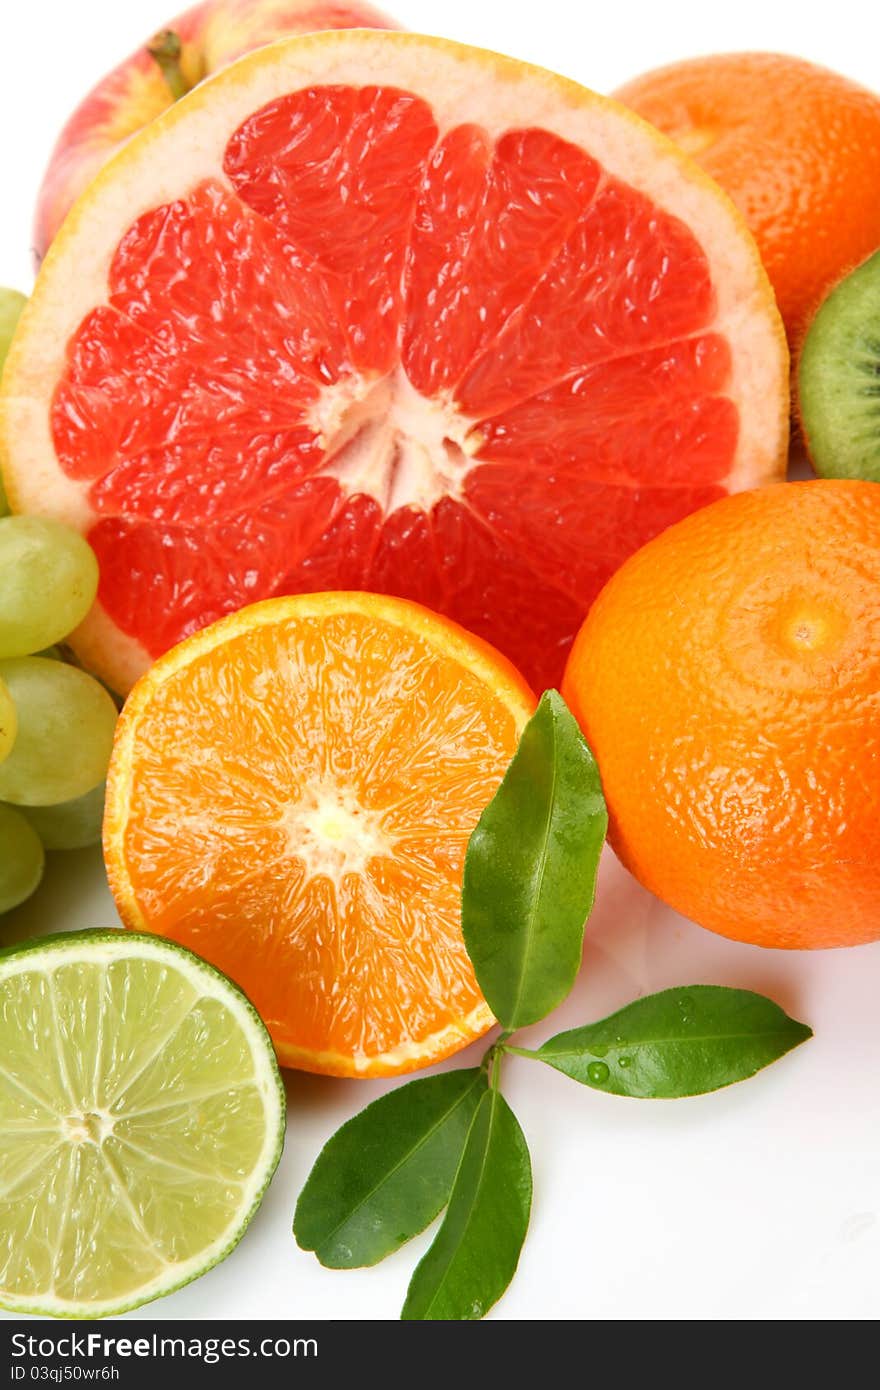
[0,930,286,1319]
[799,248,880,481]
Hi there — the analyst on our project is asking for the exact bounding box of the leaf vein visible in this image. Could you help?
[310,1076,483,1256]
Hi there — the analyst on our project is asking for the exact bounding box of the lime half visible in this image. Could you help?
[0,931,285,1318]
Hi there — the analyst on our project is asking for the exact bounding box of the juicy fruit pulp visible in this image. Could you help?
[0,931,285,1317]
[799,250,880,481]
[56,92,737,690]
[105,593,533,1076]
[563,480,880,951]
[7,33,787,695]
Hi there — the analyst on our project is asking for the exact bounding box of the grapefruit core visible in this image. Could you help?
[0,32,788,693]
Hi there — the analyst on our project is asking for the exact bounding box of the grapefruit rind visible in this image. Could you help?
[1,31,788,695]
[104,590,533,1078]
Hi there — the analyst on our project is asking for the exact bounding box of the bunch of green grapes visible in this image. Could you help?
[0,288,27,517]
[0,513,118,914]
[1,288,117,913]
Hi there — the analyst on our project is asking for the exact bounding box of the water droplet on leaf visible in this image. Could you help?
[587,1061,610,1085]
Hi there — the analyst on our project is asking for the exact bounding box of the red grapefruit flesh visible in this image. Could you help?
[1,33,788,693]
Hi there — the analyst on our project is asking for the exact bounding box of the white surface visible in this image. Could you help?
[3,0,880,1323]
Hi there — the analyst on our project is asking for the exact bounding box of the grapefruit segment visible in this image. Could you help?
[402,126,603,397]
[1,32,788,693]
[473,335,736,478]
[454,180,717,419]
[224,85,439,372]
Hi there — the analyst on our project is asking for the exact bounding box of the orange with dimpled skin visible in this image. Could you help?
[614,52,880,342]
[563,480,880,950]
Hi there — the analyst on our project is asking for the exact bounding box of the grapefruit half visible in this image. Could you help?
[0,31,788,693]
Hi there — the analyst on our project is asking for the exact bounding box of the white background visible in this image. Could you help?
[3,0,880,1323]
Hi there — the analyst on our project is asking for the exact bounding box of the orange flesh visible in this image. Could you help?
[53,83,737,691]
[106,597,533,1073]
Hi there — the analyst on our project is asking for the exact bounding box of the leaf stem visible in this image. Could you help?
[481,1035,509,1091]
[147,30,191,101]
[499,1044,537,1060]
[490,1050,503,1093]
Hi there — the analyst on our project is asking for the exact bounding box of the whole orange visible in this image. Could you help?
[614,53,880,342]
[562,481,880,950]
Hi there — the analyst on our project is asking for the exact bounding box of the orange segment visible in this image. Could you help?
[104,592,534,1076]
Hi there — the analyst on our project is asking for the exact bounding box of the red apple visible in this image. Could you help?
[33,0,399,262]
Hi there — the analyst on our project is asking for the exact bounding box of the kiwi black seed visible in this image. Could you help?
[798,249,880,481]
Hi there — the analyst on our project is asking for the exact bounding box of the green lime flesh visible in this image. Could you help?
[799,250,880,481]
[0,930,285,1318]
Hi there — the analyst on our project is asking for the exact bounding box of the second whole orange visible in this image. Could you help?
[563,481,880,950]
[614,53,880,342]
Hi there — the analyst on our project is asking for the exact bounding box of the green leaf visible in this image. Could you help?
[401,1086,531,1321]
[462,689,607,1030]
[294,1069,486,1268]
[526,986,812,1098]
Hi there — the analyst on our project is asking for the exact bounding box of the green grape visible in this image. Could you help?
[0,676,16,765]
[0,658,117,806]
[0,516,99,658]
[22,782,106,851]
[0,290,27,520]
[0,802,44,913]
[0,287,26,375]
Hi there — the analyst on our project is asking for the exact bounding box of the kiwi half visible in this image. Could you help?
[799,249,880,480]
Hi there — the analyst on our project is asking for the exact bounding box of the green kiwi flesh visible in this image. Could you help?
[799,249,880,481]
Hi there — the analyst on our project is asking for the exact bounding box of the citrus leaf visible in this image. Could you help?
[527,986,812,1098]
[462,689,607,1029]
[401,1086,531,1320]
[294,1069,486,1268]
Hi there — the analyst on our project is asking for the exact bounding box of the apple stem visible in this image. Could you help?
[147,29,190,102]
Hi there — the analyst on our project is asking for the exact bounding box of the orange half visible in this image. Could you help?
[104,591,534,1076]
